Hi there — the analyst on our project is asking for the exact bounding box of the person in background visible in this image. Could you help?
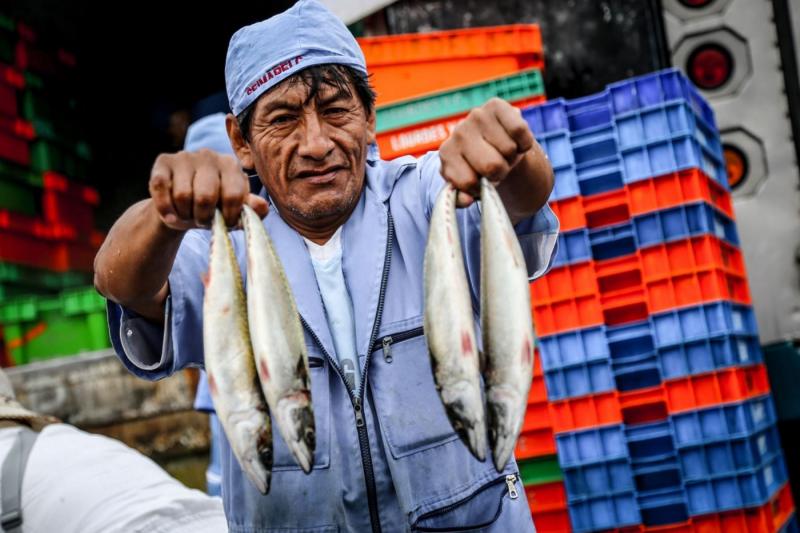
[0,367,227,533]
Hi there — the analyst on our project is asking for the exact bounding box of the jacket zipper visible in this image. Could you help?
[370,326,425,363]
[298,210,394,533]
[413,473,520,532]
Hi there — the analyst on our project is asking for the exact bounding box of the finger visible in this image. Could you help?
[456,191,476,208]
[462,136,511,183]
[149,156,178,225]
[246,193,270,218]
[219,163,249,227]
[439,147,480,197]
[193,165,221,228]
[492,102,535,154]
[470,107,518,162]
[170,156,195,221]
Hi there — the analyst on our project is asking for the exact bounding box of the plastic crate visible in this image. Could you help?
[551,228,591,268]
[685,452,788,515]
[556,424,627,467]
[530,504,572,533]
[525,479,572,532]
[42,171,99,234]
[0,63,24,90]
[0,177,38,215]
[30,138,90,177]
[568,490,641,532]
[376,68,545,133]
[610,481,795,532]
[532,234,750,337]
[607,69,717,131]
[546,364,771,434]
[375,94,546,159]
[519,455,563,486]
[358,25,544,105]
[0,129,29,166]
[0,286,109,364]
[0,80,16,116]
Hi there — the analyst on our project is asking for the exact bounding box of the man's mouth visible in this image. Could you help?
[293,165,346,184]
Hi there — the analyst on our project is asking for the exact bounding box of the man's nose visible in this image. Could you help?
[297,112,335,160]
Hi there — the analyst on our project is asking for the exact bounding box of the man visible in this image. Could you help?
[0,368,227,533]
[94,1,559,531]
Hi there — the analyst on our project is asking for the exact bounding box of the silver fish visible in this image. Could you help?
[423,184,488,462]
[203,209,273,494]
[480,178,536,472]
[241,204,315,474]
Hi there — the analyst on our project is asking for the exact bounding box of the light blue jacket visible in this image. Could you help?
[106,151,559,532]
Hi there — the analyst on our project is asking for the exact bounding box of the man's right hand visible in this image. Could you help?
[149,149,269,230]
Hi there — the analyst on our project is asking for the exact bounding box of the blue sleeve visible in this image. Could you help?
[417,152,560,296]
[105,229,213,381]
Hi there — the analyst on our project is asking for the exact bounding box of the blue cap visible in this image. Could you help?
[225,0,368,117]
[183,112,235,155]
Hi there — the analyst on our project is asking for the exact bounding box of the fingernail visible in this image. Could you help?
[164,214,177,224]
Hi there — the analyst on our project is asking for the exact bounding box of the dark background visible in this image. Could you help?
[8,0,668,229]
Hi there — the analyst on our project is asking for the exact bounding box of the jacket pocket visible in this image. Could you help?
[271,348,331,470]
[412,473,522,532]
[368,322,460,458]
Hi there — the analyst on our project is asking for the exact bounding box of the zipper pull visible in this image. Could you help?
[505,474,519,500]
[382,336,393,363]
[353,397,365,428]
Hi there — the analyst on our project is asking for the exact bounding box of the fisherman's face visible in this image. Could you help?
[239,71,376,230]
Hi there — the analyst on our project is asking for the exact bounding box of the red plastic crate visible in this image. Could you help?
[358,25,544,106]
[42,171,99,234]
[525,480,572,532]
[0,116,34,140]
[531,235,750,336]
[515,355,558,459]
[0,82,17,118]
[376,95,546,159]
[549,196,585,233]
[0,63,24,90]
[0,129,30,166]
[612,481,794,532]
[15,41,74,78]
[547,364,771,434]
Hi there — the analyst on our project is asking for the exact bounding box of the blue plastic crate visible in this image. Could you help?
[608,68,716,131]
[523,98,568,136]
[537,130,574,168]
[620,134,727,187]
[563,457,635,497]
[550,163,580,201]
[543,358,614,400]
[556,425,627,467]
[615,101,722,163]
[551,228,591,268]
[625,421,675,462]
[670,395,778,447]
[539,327,609,371]
[678,424,782,481]
[637,488,689,527]
[571,126,619,165]
[589,221,637,260]
[634,202,739,248]
[684,452,788,515]
[566,91,614,133]
[575,155,625,196]
[568,491,641,532]
[657,333,762,380]
[651,302,758,346]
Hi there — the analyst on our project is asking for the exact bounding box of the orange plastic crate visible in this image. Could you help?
[547,364,770,434]
[547,168,733,234]
[531,507,572,532]
[531,235,751,336]
[376,94,546,159]
[358,25,544,105]
[516,355,558,459]
[612,482,794,533]
[525,480,572,532]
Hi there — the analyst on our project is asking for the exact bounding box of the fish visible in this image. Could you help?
[203,209,273,494]
[241,204,315,474]
[423,183,488,462]
[479,177,536,472]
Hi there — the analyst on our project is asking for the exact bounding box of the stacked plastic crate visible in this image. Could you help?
[358,26,571,530]
[524,68,796,532]
[0,15,107,367]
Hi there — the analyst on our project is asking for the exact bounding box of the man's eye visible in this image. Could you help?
[271,114,296,125]
[324,107,348,116]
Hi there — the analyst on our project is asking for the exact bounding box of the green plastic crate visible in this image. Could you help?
[30,138,90,178]
[0,286,109,364]
[0,158,42,187]
[0,178,38,215]
[518,455,563,486]
[0,14,14,33]
[0,263,92,295]
[376,68,545,133]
